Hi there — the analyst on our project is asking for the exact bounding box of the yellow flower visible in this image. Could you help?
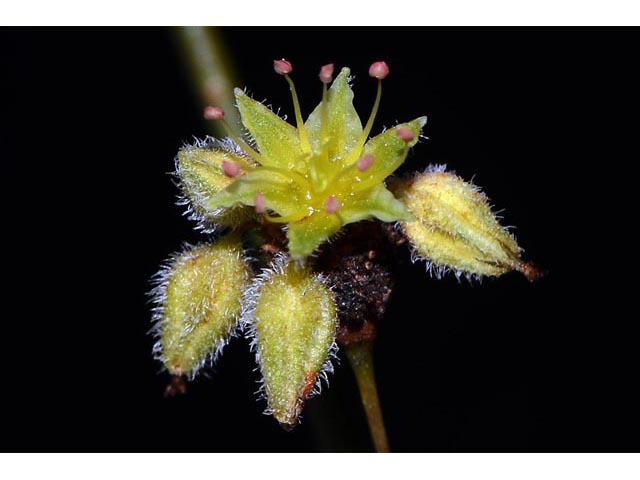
[187,60,426,260]
[152,58,542,432]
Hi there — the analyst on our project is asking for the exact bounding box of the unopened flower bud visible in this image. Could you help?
[176,140,256,230]
[397,166,540,280]
[245,256,337,427]
[150,237,251,377]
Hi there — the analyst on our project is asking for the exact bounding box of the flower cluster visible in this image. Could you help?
[150,60,540,427]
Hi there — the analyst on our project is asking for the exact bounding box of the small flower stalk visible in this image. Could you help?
[150,58,542,448]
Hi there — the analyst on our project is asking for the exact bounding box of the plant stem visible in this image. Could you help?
[345,342,390,452]
[174,27,241,137]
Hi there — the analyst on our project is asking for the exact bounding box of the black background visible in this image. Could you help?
[2,27,637,452]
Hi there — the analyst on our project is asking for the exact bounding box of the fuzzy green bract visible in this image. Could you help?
[152,237,251,377]
[248,259,337,426]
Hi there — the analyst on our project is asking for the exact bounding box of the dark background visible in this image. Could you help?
[2,27,637,452]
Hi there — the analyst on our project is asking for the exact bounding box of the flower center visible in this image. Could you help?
[205,60,394,224]
[260,61,389,221]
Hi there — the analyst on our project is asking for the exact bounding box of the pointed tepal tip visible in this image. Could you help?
[274,59,293,75]
[319,63,335,84]
[369,61,389,80]
[204,106,225,121]
[397,128,415,143]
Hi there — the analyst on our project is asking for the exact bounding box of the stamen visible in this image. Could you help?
[325,195,341,214]
[319,63,334,84]
[368,61,390,80]
[319,68,331,151]
[396,128,415,143]
[357,154,375,172]
[274,59,312,153]
[308,63,334,189]
[259,166,313,192]
[222,160,241,178]
[254,192,266,214]
[273,59,293,75]
[203,105,263,164]
[204,106,225,120]
[309,81,330,186]
[323,154,375,192]
[345,62,388,163]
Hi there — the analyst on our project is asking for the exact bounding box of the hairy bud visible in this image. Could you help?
[150,237,252,377]
[245,256,337,427]
[397,166,539,280]
[176,139,256,231]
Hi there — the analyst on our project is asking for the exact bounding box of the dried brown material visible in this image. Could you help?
[258,221,288,255]
[279,372,319,432]
[163,375,187,398]
[315,223,395,346]
[381,222,408,248]
[518,261,547,282]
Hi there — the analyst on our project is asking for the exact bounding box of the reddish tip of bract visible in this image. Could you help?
[274,59,293,75]
[255,192,267,214]
[368,61,389,80]
[357,154,375,172]
[319,63,334,84]
[203,106,225,121]
[325,195,341,214]
[396,128,415,142]
[222,160,241,178]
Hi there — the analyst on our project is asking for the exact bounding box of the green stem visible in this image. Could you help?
[174,27,241,137]
[345,342,390,452]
